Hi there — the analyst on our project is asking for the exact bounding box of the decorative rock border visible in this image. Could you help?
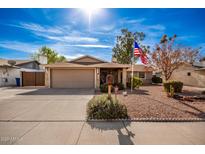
[87,118,205,122]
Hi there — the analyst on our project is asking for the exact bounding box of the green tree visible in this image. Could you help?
[112,29,150,64]
[31,46,67,64]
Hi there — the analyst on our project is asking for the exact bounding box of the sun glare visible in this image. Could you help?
[81,8,101,31]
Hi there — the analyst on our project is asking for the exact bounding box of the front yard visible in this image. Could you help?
[117,85,205,119]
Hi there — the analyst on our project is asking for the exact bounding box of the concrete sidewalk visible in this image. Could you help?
[0,121,204,145]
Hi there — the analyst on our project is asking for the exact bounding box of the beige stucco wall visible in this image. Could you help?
[95,68,100,89]
[127,71,153,84]
[45,67,50,88]
[170,65,205,88]
[118,69,122,83]
[122,68,127,88]
[0,68,21,87]
[144,72,153,84]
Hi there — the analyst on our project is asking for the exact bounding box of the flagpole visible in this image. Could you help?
[131,41,134,93]
[131,61,134,92]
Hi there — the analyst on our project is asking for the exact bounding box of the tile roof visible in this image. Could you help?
[127,64,154,72]
[0,59,39,67]
[44,62,153,71]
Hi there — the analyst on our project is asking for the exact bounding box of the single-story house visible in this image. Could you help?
[0,59,45,87]
[44,55,153,89]
[127,65,154,84]
[169,61,205,88]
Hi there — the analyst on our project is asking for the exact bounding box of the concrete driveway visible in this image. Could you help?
[0,87,205,145]
[0,87,94,121]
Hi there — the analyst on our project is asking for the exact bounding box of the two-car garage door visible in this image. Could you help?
[51,69,95,88]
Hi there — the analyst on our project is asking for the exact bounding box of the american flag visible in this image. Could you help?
[140,54,148,64]
[134,41,148,65]
[134,41,142,57]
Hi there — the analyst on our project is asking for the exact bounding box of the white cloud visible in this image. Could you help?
[35,33,99,43]
[146,24,166,31]
[118,17,165,33]
[52,36,99,43]
[7,22,99,43]
[64,53,85,60]
[67,44,112,48]
[8,23,64,34]
[98,24,115,32]
[120,18,146,24]
[177,35,198,41]
[0,41,40,53]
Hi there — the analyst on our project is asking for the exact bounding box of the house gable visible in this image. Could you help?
[69,55,107,65]
[16,61,40,70]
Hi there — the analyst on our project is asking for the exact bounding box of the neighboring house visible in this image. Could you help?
[44,55,153,89]
[169,61,205,87]
[127,65,153,84]
[0,59,45,87]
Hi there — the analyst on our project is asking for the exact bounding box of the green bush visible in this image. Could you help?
[127,76,143,88]
[87,95,128,119]
[100,83,125,92]
[152,76,163,83]
[132,76,143,88]
[100,83,114,93]
[169,85,175,97]
[163,80,183,93]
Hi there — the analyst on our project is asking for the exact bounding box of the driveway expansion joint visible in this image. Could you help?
[75,122,85,145]
[12,122,41,144]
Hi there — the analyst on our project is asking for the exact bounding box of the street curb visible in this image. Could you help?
[87,118,205,122]
[0,118,204,123]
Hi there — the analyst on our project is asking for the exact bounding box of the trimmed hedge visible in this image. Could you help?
[87,95,128,119]
[163,80,183,93]
[152,76,163,83]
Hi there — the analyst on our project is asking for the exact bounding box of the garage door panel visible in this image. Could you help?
[51,69,94,88]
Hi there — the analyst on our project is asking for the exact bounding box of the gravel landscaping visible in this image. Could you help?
[117,85,205,119]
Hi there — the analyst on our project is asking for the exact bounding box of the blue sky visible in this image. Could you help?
[0,8,205,61]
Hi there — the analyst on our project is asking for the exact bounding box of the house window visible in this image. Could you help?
[139,72,145,78]
[187,72,191,76]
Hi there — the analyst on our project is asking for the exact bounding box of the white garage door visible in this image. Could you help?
[51,69,95,88]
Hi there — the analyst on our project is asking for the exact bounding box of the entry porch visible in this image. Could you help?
[95,67,128,89]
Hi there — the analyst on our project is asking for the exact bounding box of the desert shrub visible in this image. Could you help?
[127,77,143,88]
[132,76,143,88]
[163,80,183,93]
[169,85,175,97]
[152,75,163,83]
[113,83,125,90]
[87,95,128,119]
[100,83,114,93]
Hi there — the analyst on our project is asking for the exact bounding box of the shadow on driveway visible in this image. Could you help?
[16,88,94,95]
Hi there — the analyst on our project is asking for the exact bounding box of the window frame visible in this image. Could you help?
[139,72,145,79]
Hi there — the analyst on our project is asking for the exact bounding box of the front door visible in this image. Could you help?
[100,69,119,85]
